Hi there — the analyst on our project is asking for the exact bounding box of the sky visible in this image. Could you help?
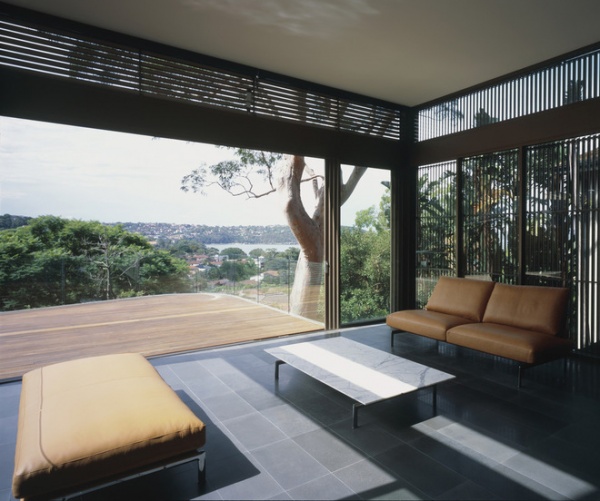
[0,116,390,227]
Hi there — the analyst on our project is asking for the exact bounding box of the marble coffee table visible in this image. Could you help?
[265,337,455,428]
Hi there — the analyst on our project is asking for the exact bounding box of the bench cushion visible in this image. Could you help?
[12,353,206,500]
[447,322,573,364]
[387,310,475,341]
[425,277,496,322]
[482,283,569,335]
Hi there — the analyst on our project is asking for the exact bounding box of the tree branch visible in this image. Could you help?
[341,166,368,206]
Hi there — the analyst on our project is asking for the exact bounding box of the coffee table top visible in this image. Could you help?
[265,337,455,406]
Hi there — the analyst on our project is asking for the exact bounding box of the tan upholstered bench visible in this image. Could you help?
[12,353,206,501]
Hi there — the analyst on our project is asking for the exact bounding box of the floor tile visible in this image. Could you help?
[501,452,590,499]
[223,412,287,452]
[251,439,330,491]
[334,459,426,500]
[261,403,321,438]
[201,391,256,422]
[2,324,600,500]
[374,443,467,498]
[285,474,358,500]
[293,428,364,472]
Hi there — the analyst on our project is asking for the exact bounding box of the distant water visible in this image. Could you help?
[210,243,299,254]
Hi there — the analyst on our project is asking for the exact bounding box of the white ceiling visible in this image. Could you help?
[4,0,600,106]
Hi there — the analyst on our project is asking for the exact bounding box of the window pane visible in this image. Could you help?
[462,150,519,284]
[416,161,456,307]
[340,165,390,324]
[0,117,324,379]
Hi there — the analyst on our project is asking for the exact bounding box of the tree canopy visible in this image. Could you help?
[0,216,190,310]
[340,189,391,323]
[182,148,366,320]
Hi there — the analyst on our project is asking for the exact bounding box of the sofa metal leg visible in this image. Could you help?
[391,330,399,347]
[518,365,523,388]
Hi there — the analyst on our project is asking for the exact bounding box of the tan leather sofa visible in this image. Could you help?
[12,353,206,501]
[387,276,573,386]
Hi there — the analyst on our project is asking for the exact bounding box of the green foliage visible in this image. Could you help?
[181,147,282,198]
[161,238,208,259]
[219,247,247,260]
[340,192,391,324]
[280,247,300,261]
[206,260,255,282]
[0,217,191,311]
[249,248,265,258]
[417,171,456,271]
[0,214,32,230]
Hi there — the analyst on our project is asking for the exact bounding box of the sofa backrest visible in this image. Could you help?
[482,282,569,335]
[425,276,496,322]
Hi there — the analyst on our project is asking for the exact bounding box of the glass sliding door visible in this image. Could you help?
[339,165,391,325]
[284,156,326,324]
[0,116,326,380]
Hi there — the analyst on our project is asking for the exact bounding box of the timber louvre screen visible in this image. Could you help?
[417,45,600,141]
[416,161,456,308]
[0,16,401,140]
[527,134,600,354]
[417,136,600,354]
[462,150,519,284]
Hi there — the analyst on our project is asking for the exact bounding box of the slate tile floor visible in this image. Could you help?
[2,324,600,500]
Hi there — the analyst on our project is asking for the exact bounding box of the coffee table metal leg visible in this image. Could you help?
[275,360,286,380]
[432,385,437,414]
[352,403,363,429]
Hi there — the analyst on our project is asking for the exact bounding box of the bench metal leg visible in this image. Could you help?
[59,449,206,499]
[352,403,363,429]
[197,450,206,483]
[274,360,286,380]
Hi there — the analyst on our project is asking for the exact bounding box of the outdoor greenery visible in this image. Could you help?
[340,189,391,323]
[1,170,393,324]
[181,148,367,321]
[0,216,190,311]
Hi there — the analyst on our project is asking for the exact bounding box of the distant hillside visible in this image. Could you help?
[0,215,297,245]
[0,214,32,229]
[118,222,297,245]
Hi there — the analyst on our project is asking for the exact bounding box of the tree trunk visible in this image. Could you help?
[277,155,366,321]
[290,250,324,320]
[278,155,324,320]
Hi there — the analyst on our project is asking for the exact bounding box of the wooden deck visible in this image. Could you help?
[0,293,322,381]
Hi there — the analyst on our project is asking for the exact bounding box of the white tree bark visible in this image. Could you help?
[277,155,366,320]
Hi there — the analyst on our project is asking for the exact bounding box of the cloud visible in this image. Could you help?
[0,117,292,225]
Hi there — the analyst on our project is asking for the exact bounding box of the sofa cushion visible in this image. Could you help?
[12,353,206,500]
[387,310,475,341]
[425,276,496,322]
[447,322,573,364]
[482,283,568,336]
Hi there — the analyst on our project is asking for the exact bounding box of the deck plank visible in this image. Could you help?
[0,293,322,380]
